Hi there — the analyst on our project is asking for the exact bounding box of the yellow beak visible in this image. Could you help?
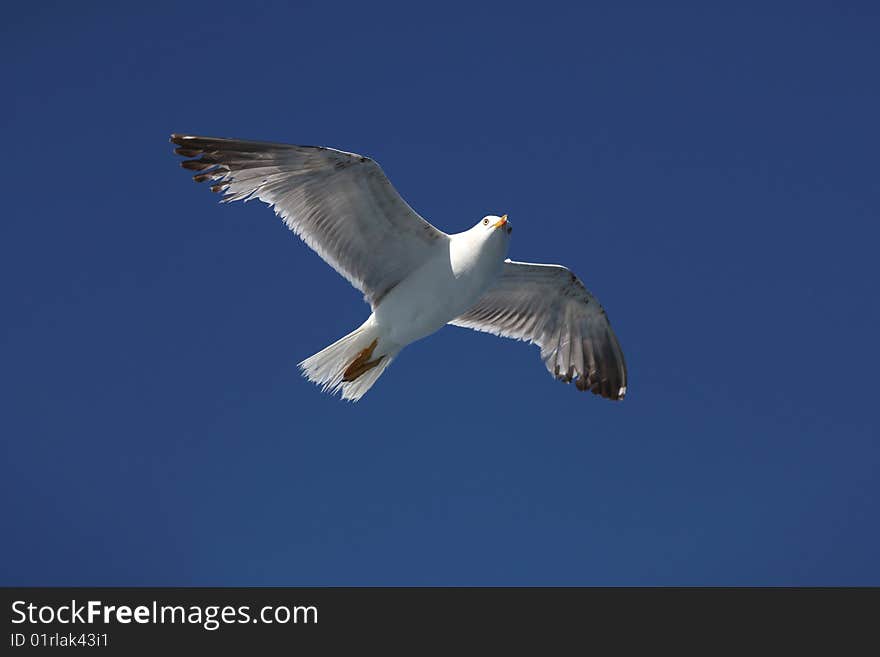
[492,214,508,229]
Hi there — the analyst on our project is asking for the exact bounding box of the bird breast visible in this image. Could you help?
[372,235,505,346]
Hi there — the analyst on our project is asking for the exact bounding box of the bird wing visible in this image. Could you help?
[448,260,627,400]
[171,134,448,307]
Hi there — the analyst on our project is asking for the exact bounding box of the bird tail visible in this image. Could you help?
[298,320,399,402]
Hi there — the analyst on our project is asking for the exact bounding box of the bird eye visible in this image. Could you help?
[483,218,489,225]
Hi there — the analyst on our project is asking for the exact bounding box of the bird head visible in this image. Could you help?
[468,214,512,262]
[477,214,512,236]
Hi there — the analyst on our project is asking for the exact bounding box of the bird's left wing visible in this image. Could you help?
[448,260,627,400]
[171,134,448,307]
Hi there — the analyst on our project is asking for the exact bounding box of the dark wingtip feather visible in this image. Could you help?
[175,147,201,157]
[181,159,214,171]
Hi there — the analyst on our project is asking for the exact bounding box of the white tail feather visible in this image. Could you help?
[298,322,398,401]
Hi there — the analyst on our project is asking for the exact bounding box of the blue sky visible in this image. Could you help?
[2,1,878,585]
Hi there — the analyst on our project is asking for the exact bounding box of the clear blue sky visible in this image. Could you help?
[2,1,878,585]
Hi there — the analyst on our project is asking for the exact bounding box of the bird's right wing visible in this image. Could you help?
[171,134,448,307]
[449,260,627,400]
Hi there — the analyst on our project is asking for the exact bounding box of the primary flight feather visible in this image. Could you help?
[171,134,627,401]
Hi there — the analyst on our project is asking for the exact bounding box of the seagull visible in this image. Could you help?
[170,134,627,402]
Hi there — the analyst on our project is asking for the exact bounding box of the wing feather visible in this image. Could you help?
[449,260,627,400]
[171,134,447,306]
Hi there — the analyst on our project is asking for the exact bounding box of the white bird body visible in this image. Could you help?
[375,223,509,347]
[302,219,512,399]
[171,134,627,402]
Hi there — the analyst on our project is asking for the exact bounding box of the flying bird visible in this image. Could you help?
[170,134,627,402]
